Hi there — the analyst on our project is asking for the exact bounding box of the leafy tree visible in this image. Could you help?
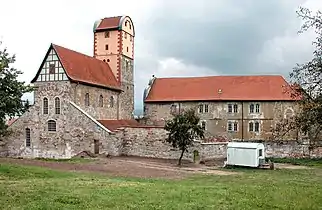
[0,41,33,137]
[164,108,204,165]
[271,7,322,156]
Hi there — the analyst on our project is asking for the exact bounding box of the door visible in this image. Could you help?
[94,140,99,154]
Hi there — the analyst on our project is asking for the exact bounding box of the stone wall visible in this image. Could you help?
[4,101,122,159]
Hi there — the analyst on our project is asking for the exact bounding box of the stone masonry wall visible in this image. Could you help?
[121,127,322,161]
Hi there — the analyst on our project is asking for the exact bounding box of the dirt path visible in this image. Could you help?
[0,157,237,179]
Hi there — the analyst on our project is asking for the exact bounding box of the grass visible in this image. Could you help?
[267,157,322,167]
[1,162,322,209]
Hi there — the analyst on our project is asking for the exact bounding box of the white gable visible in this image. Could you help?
[36,49,69,82]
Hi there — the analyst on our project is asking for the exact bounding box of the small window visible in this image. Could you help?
[43,98,48,114]
[25,128,31,147]
[170,104,177,114]
[250,104,254,113]
[103,59,106,62]
[249,122,254,132]
[105,31,110,38]
[99,95,104,107]
[105,44,109,50]
[49,64,55,74]
[124,33,127,39]
[228,104,232,113]
[233,104,238,113]
[201,121,206,130]
[254,122,260,132]
[126,47,129,52]
[129,24,132,29]
[204,104,209,113]
[48,120,56,132]
[110,96,114,108]
[198,104,203,113]
[55,97,60,114]
[130,36,132,42]
[259,149,263,157]
[227,121,238,132]
[125,21,128,26]
[107,59,110,62]
[85,93,90,106]
[255,104,260,113]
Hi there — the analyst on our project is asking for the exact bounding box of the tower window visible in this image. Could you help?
[105,31,110,38]
[43,98,48,114]
[124,33,127,39]
[55,97,61,114]
[110,96,114,108]
[103,59,106,62]
[107,59,110,62]
[48,120,56,132]
[105,44,109,50]
[25,128,31,147]
[130,36,132,42]
[126,47,129,52]
[85,93,90,106]
[99,95,104,107]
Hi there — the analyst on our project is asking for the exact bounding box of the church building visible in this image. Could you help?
[4,16,141,158]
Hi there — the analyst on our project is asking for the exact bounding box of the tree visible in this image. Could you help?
[164,108,204,166]
[271,7,322,156]
[0,41,33,137]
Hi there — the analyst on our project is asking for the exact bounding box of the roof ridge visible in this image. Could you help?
[155,75,285,80]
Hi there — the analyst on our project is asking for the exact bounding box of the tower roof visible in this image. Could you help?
[93,16,135,36]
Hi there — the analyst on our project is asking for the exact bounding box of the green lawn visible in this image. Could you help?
[0,162,322,209]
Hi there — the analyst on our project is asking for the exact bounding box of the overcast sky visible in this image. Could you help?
[1,0,321,115]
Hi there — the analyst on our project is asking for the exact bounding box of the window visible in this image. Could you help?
[199,104,203,113]
[49,64,55,74]
[130,36,132,42]
[48,120,56,132]
[55,97,60,114]
[25,128,31,147]
[105,44,109,50]
[105,31,110,38]
[227,121,238,132]
[107,59,110,62]
[129,24,131,29]
[254,122,260,132]
[170,104,177,114]
[43,98,48,114]
[126,47,129,52]
[201,121,206,130]
[259,149,263,157]
[228,104,232,113]
[233,104,238,113]
[255,104,260,113]
[249,104,254,113]
[124,33,127,39]
[110,96,114,108]
[249,122,254,132]
[99,95,104,107]
[125,21,128,26]
[204,104,209,113]
[85,93,90,106]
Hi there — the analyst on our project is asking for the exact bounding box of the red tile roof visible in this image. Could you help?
[98,119,162,131]
[96,16,122,31]
[31,44,120,90]
[145,75,300,102]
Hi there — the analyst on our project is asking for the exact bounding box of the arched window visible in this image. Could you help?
[254,122,260,132]
[55,97,60,114]
[99,95,104,107]
[43,98,48,114]
[110,96,114,108]
[249,104,254,113]
[85,93,90,106]
[249,122,254,132]
[48,120,56,132]
[255,104,260,113]
[25,128,31,147]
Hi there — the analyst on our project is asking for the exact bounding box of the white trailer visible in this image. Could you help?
[226,142,265,167]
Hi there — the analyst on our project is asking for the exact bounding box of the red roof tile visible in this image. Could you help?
[98,119,162,131]
[96,16,122,31]
[145,75,300,102]
[98,119,141,131]
[31,44,120,90]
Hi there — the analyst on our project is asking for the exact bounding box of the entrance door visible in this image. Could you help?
[94,140,99,154]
